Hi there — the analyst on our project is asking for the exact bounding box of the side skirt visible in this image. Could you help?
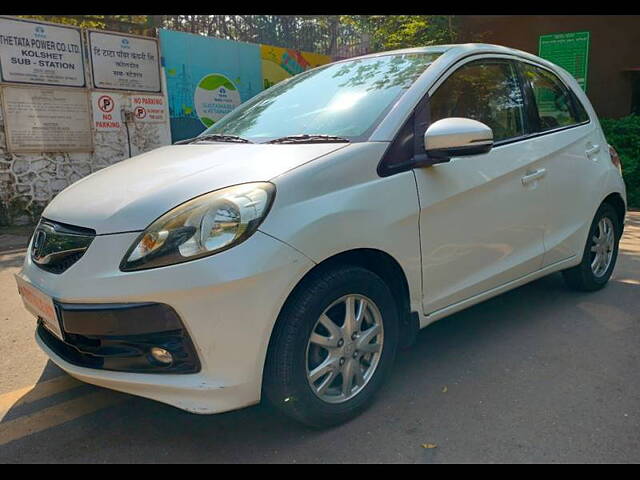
[420,255,578,328]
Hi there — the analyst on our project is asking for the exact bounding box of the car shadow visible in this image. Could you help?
[1,213,638,462]
[63,268,635,463]
[1,275,638,462]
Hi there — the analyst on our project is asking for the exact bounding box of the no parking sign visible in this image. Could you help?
[134,105,147,119]
[91,92,122,131]
[130,95,166,123]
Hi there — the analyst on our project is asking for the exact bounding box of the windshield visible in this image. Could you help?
[201,52,442,142]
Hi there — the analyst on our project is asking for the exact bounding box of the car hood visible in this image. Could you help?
[43,143,348,234]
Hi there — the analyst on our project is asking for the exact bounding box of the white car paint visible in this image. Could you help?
[18,43,627,414]
[43,143,348,234]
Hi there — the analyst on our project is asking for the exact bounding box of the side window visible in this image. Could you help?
[381,112,415,168]
[430,60,526,142]
[521,63,588,131]
[570,90,590,123]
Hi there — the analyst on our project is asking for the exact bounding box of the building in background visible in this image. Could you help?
[458,15,640,119]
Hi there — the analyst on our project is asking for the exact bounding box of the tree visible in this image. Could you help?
[16,15,458,57]
[341,15,458,51]
[19,15,153,35]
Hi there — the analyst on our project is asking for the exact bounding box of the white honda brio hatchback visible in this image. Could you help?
[17,43,626,427]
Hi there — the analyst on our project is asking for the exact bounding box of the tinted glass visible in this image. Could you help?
[521,63,587,131]
[430,60,526,142]
[202,52,441,142]
[570,90,590,123]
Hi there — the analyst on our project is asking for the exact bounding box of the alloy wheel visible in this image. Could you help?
[305,294,384,404]
[590,216,615,278]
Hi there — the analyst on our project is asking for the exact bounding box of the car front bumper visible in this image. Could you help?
[19,230,315,414]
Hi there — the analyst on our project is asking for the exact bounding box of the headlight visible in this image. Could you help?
[120,182,275,271]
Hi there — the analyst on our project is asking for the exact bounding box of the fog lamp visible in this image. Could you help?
[150,347,173,365]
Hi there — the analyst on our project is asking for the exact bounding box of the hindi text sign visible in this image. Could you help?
[89,31,161,92]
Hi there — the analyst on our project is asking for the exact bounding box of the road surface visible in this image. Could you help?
[0,213,639,463]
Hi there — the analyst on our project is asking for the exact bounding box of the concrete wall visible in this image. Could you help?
[0,22,171,226]
[0,93,170,226]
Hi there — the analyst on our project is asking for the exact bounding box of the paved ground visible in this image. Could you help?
[0,213,639,463]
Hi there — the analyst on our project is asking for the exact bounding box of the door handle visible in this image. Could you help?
[521,168,547,185]
[585,144,601,157]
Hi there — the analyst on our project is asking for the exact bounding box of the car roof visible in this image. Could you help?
[349,43,535,61]
[342,42,568,82]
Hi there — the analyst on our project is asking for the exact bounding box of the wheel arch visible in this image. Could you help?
[300,248,413,322]
[601,192,626,238]
[262,248,417,388]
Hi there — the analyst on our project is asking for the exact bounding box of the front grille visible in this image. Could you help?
[31,218,95,274]
[39,251,86,274]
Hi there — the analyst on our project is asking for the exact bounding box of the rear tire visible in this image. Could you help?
[263,265,399,428]
[562,203,621,291]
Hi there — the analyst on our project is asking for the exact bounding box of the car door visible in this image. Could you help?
[517,60,605,267]
[413,56,548,316]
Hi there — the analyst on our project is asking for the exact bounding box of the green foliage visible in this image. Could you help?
[19,15,102,29]
[600,115,640,207]
[18,15,151,35]
[17,15,459,55]
[161,15,340,54]
[341,15,457,51]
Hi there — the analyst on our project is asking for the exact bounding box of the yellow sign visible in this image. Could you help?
[260,44,331,90]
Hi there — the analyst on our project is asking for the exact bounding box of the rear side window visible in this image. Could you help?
[570,89,590,123]
[430,60,526,142]
[521,63,589,131]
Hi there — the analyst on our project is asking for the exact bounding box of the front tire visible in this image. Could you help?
[562,203,621,291]
[263,265,399,428]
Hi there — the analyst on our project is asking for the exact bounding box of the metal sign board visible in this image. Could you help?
[0,16,85,87]
[539,31,590,91]
[2,85,92,152]
[88,30,161,92]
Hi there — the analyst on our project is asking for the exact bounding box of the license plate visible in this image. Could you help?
[15,275,63,340]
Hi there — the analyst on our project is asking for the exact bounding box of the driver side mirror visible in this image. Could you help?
[423,117,494,162]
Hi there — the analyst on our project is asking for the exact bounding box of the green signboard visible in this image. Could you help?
[538,31,590,91]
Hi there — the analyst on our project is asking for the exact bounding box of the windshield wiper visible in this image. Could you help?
[267,134,350,144]
[174,133,253,145]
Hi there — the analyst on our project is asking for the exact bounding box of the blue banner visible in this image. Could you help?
[159,29,262,142]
